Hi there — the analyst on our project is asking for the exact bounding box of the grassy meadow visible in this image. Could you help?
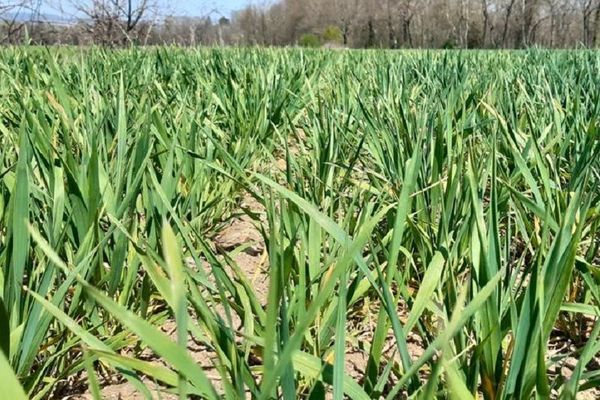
[0,48,599,399]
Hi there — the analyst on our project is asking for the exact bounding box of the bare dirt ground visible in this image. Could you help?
[60,192,599,399]
[63,195,270,399]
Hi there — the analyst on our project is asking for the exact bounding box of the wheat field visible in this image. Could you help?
[0,48,599,399]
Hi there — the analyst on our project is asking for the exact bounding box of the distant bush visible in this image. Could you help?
[299,33,321,48]
[442,40,456,49]
[322,26,343,44]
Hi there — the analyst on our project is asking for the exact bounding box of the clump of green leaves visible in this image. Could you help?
[0,48,599,399]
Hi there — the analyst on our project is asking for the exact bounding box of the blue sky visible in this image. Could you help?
[40,0,255,19]
[174,1,253,17]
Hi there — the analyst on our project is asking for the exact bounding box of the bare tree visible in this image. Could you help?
[385,0,398,48]
[516,0,539,46]
[375,0,414,48]
[328,0,360,46]
[576,0,600,46]
[67,0,160,45]
[593,0,600,45]
[545,0,560,46]
[398,0,414,46]
[480,0,490,46]
[0,0,39,43]
[235,5,263,44]
[500,0,517,47]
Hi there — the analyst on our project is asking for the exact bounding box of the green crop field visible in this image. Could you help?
[0,48,599,399]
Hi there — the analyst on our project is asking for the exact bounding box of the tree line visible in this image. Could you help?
[1,0,599,48]
[237,0,600,48]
